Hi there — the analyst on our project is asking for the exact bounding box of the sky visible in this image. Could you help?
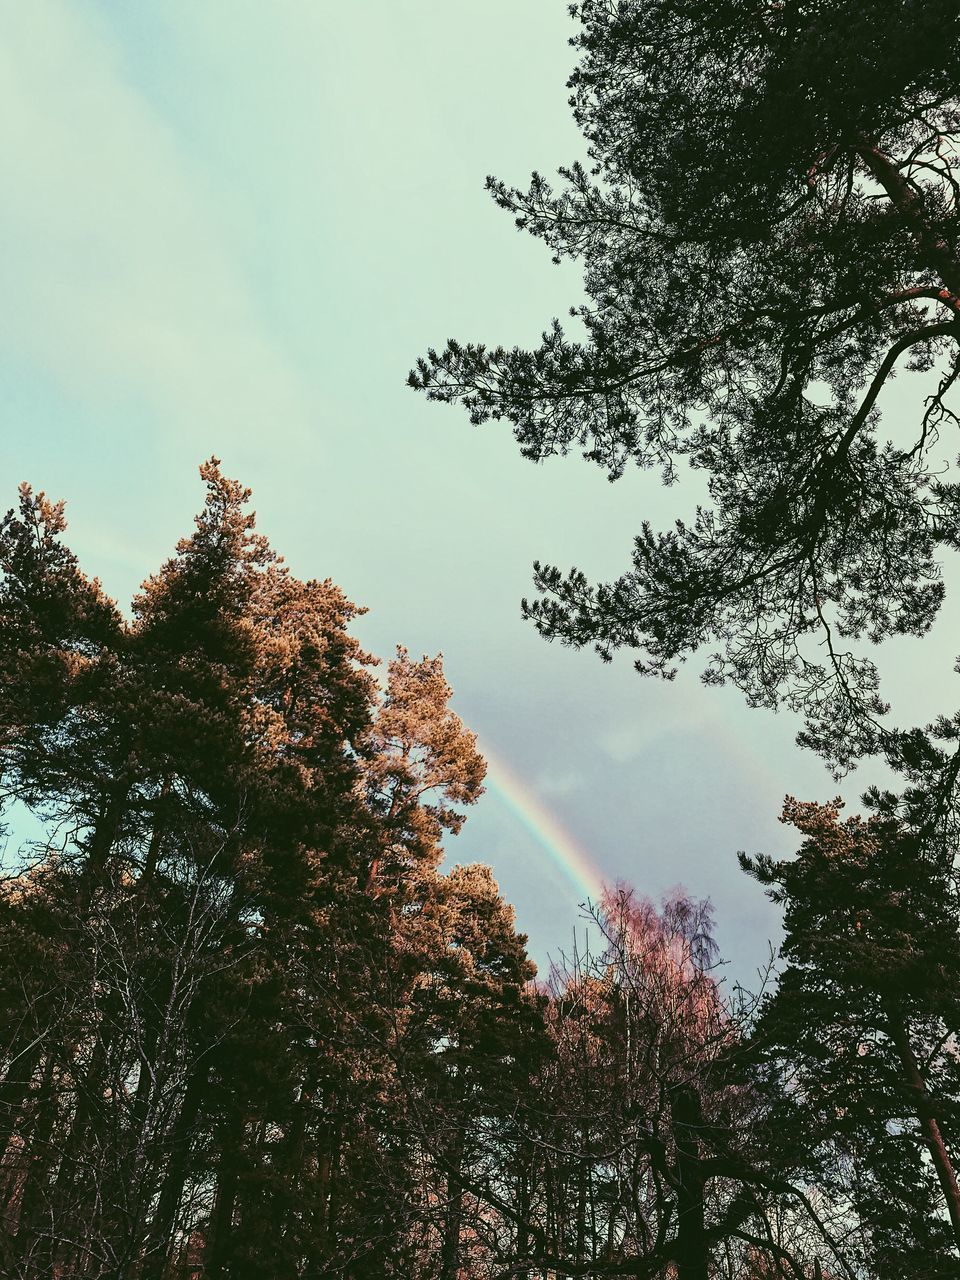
[3,0,957,978]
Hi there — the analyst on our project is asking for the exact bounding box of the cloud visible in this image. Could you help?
[599,688,711,763]
[534,767,584,799]
[0,1,310,445]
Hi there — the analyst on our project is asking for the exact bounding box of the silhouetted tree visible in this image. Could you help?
[743,798,960,1274]
[397,861,545,1279]
[0,463,523,1279]
[412,0,960,777]
[467,888,837,1280]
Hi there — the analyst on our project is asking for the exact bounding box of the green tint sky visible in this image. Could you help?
[2,1,955,975]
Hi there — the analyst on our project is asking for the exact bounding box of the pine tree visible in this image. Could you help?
[743,798,960,1273]
[359,646,486,893]
[411,0,960,775]
[398,861,544,1279]
[0,463,376,1276]
[0,460,529,1279]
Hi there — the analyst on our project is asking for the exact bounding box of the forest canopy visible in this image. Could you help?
[4,0,960,1276]
[2,464,960,1277]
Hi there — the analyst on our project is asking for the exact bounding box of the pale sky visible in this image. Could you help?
[4,1,955,976]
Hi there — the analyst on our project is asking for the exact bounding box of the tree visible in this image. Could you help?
[743,798,960,1274]
[411,0,960,776]
[358,646,486,893]
[0,461,520,1279]
[464,887,838,1280]
[393,861,545,1280]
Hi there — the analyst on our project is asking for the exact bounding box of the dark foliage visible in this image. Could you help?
[411,0,960,775]
[0,465,895,1279]
[744,798,960,1273]
[0,465,538,1278]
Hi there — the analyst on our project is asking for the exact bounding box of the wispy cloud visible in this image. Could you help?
[0,1,310,445]
[534,767,584,799]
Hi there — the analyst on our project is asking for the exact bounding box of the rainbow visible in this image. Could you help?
[479,739,607,907]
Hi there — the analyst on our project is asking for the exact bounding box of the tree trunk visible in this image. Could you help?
[857,143,960,297]
[10,1053,57,1253]
[575,1157,587,1267]
[439,1126,466,1280]
[671,1085,709,1280]
[139,773,173,888]
[515,1164,531,1276]
[888,1013,960,1251]
[0,1042,44,1163]
[140,1066,208,1280]
[205,1110,244,1279]
[84,774,133,887]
